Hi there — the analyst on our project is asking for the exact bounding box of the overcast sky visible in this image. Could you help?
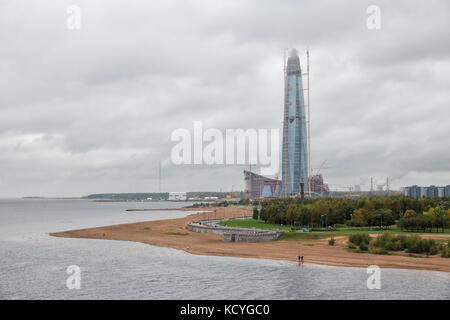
[1,0,449,197]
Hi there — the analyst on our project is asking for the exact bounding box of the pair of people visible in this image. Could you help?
[298,255,304,265]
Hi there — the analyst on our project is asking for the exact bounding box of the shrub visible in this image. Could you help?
[349,232,442,255]
[328,236,335,246]
[359,242,368,251]
[395,235,408,249]
[369,233,440,255]
[252,207,259,220]
[349,234,371,246]
[369,246,388,255]
[441,246,449,258]
[391,240,403,251]
[440,241,450,258]
[346,220,367,227]
[373,232,395,249]
[420,239,438,255]
[406,235,424,253]
[428,243,439,255]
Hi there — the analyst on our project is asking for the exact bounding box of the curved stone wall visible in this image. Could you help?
[186,217,284,242]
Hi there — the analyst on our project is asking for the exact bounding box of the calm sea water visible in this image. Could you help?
[0,199,448,300]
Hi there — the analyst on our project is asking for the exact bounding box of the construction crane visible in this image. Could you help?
[282,48,289,198]
[328,184,354,198]
[312,160,330,176]
[305,49,312,197]
[308,160,331,196]
[316,160,326,175]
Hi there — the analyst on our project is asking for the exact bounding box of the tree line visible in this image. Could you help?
[253,197,450,232]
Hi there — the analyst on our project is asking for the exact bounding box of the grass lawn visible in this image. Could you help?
[164,232,189,236]
[278,233,330,241]
[218,219,450,236]
[218,219,293,231]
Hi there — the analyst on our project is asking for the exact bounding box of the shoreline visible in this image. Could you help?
[50,206,450,273]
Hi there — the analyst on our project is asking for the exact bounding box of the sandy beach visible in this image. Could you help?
[50,206,450,272]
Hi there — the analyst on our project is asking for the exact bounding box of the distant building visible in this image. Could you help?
[428,185,438,197]
[244,170,281,199]
[421,187,428,198]
[354,185,361,192]
[403,186,410,197]
[403,185,450,198]
[309,174,330,196]
[243,171,330,199]
[445,185,450,197]
[411,185,421,198]
[168,192,187,201]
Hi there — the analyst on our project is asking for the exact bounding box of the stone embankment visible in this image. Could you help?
[186,217,284,242]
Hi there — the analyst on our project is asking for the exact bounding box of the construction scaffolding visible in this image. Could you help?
[308,174,330,196]
[243,48,319,199]
[244,170,281,199]
[281,48,310,199]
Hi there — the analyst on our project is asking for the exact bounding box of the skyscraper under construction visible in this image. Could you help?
[281,49,309,197]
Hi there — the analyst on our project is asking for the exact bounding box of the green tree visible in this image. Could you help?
[363,199,376,212]
[252,206,259,220]
[404,209,416,218]
[285,204,299,225]
[352,208,367,223]
[434,206,446,232]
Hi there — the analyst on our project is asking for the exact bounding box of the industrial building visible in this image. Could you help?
[244,170,281,199]
[168,192,187,201]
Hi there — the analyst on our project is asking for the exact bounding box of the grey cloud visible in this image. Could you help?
[0,0,449,197]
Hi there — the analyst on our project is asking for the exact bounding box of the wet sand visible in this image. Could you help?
[50,206,450,272]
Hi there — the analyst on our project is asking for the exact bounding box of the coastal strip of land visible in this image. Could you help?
[50,206,450,272]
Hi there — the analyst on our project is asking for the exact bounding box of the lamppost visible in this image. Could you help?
[379,213,383,230]
[321,214,327,228]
